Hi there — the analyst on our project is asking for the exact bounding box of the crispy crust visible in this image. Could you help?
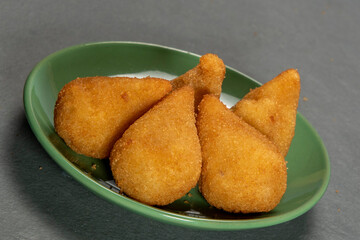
[197,95,287,213]
[232,69,300,156]
[110,87,202,206]
[171,53,226,108]
[54,76,172,159]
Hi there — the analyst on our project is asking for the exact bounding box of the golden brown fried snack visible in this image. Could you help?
[110,86,202,206]
[231,69,300,156]
[54,76,172,159]
[197,95,287,213]
[171,53,226,108]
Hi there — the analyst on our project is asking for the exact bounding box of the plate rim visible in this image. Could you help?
[23,41,331,230]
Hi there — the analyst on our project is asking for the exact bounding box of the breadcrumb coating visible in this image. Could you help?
[197,95,287,213]
[110,87,202,206]
[54,76,172,159]
[232,69,300,156]
[171,53,226,108]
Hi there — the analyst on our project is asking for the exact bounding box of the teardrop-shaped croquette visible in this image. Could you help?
[54,76,172,159]
[231,69,300,156]
[171,53,226,108]
[110,86,202,206]
[197,95,287,213]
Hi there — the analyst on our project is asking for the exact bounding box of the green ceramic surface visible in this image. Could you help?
[23,42,330,230]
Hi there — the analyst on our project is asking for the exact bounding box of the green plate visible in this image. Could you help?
[23,42,330,230]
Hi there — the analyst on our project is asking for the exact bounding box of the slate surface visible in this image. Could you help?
[1,1,359,239]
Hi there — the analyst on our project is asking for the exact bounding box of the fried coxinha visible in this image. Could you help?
[54,76,172,159]
[54,55,299,213]
[197,95,287,213]
[171,53,226,109]
[232,69,300,156]
[110,87,201,206]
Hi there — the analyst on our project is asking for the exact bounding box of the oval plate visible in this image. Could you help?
[23,42,330,230]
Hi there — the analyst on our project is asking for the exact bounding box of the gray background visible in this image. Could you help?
[1,0,359,239]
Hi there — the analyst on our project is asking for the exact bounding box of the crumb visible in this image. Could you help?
[303,97,308,101]
[270,115,275,122]
[184,200,190,204]
[335,189,339,193]
[187,193,192,197]
[91,163,97,170]
[121,92,129,101]
[39,166,43,170]
[337,208,341,212]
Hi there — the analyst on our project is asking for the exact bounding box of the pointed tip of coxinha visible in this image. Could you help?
[241,68,300,102]
[197,94,287,213]
[110,86,202,206]
[171,53,226,108]
[232,69,301,156]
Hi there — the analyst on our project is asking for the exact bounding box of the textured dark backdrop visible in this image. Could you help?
[1,0,359,239]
